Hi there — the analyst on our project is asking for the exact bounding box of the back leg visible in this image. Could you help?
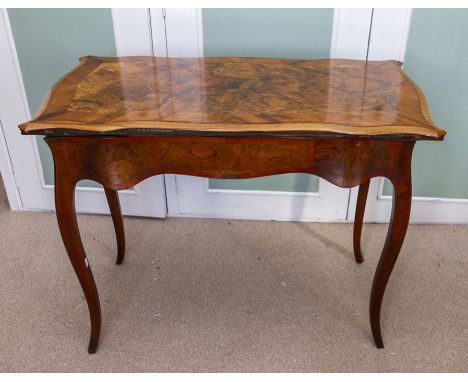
[104,188,126,265]
[353,179,370,264]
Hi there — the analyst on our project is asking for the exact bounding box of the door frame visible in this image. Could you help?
[0,8,167,217]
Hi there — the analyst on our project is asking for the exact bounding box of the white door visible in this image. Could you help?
[151,9,374,221]
[0,9,166,217]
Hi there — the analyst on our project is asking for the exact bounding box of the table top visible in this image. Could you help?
[19,56,445,140]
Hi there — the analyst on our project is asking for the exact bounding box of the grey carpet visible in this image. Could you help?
[0,179,467,372]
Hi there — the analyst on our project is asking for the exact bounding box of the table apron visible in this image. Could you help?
[45,136,415,190]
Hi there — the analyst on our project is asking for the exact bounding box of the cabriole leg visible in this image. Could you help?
[48,138,102,354]
[369,144,413,348]
[55,176,102,353]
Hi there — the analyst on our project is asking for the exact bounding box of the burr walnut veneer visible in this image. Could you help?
[20,56,445,353]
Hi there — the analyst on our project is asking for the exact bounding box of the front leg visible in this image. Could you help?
[369,143,413,348]
[55,176,102,353]
[48,138,102,353]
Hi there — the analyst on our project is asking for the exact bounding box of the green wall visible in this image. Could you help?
[204,8,334,192]
[8,8,116,187]
[383,9,468,198]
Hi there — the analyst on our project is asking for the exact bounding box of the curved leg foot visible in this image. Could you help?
[369,172,412,348]
[353,179,370,264]
[104,188,126,265]
[55,176,102,354]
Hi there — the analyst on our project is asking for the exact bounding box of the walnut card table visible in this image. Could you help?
[19,56,446,353]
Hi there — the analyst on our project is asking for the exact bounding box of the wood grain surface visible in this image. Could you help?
[20,56,445,140]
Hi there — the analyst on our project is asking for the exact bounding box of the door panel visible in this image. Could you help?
[202,8,333,59]
[210,175,319,193]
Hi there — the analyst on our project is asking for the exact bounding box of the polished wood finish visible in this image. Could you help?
[46,136,405,189]
[20,56,445,140]
[20,56,445,353]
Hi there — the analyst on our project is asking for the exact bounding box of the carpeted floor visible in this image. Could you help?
[0,179,467,372]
